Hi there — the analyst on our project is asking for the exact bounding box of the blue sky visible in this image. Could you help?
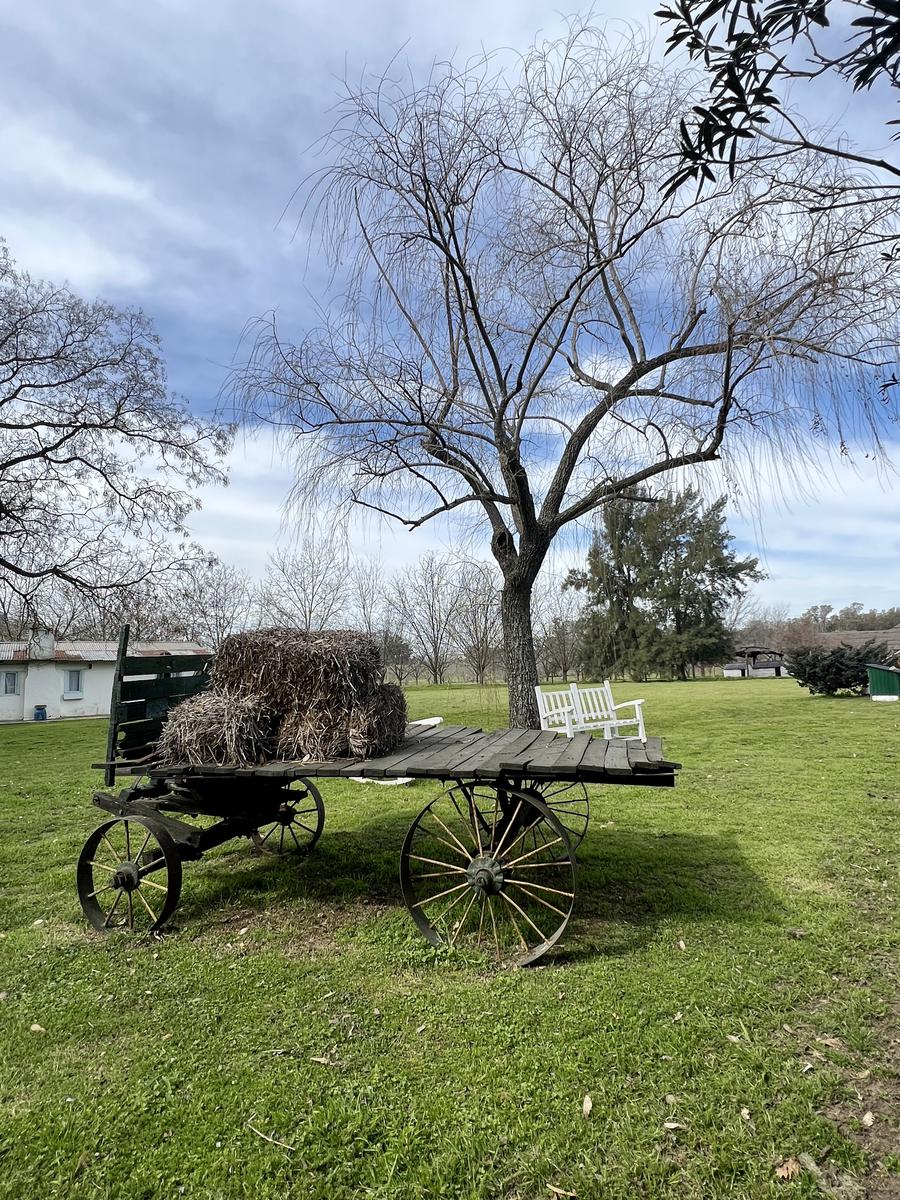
[2,1,898,613]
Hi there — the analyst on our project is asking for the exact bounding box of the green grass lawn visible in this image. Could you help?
[0,681,898,1199]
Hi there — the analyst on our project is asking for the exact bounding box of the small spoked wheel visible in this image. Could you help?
[251,779,324,857]
[522,780,590,853]
[77,816,182,933]
[400,782,575,967]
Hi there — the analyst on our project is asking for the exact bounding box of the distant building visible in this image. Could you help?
[0,629,208,722]
[817,624,900,661]
[723,646,788,679]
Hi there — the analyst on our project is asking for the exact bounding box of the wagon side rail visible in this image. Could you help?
[98,624,213,785]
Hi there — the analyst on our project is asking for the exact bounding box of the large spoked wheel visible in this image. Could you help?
[77,816,182,933]
[400,782,576,967]
[522,780,590,853]
[251,779,324,857]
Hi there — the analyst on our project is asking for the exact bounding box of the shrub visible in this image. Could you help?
[787,640,891,696]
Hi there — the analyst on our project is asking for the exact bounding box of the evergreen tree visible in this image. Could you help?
[570,490,762,680]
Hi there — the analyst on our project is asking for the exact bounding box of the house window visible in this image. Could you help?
[63,669,84,699]
[3,671,20,696]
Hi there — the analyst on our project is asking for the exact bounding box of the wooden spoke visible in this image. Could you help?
[505,877,574,899]
[450,891,478,945]
[492,799,525,859]
[101,834,121,863]
[423,827,473,862]
[126,892,134,931]
[498,894,529,951]
[506,881,570,918]
[135,829,153,862]
[428,811,475,860]
[125,820,132,862]
[413,881,469,909]
[88,860,118,874]
[103,890,123,927]
[87,883,115,899]
[408,853,467,873]
[430,885,472,929]
[413,869,466,879]
[503,837,563,868]
[488,896,501,959]
[139,876,168,893]
[135,887,159,924]
[499,889,550,945]
[476,896,487,945]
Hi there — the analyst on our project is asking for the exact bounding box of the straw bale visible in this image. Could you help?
[275,700,351,761]
[156,691,274,767]
[210,628,382,713]
[349,683,408,758]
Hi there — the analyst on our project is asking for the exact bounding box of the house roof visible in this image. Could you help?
[818,625,900,653]
[0,640,209,664]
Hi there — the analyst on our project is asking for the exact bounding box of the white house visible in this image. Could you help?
[0,629,208,722]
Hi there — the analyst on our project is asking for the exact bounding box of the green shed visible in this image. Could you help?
[866,663,900,702]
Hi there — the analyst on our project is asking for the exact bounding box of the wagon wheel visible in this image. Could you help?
[251,779,324,857]
[521,780,590,853]
[77,816,182,933]
[400,783,575,967]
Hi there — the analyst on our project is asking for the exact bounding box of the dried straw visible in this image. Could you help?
[156,691,274,767]
[349,683,408,758]
[210,628,382,713]
[276,701,351,761]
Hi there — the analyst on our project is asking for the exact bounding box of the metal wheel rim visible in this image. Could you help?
[77,816,182,933]
[400,782,576,967]
[521,780,590,852]
[251,778,324,856]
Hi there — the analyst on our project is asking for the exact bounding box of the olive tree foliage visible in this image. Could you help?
[656,0,900,263]
[236,22,899,725]
[0,244,229,618]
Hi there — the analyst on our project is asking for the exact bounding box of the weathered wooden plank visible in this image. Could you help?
[498,730,560,772]
[403,729,504,777]
[122,653,212,676]
[341,726,482,779]
[578,738,610,775]
[119,674,208,703]
[545,731,595,775]
[473,728,547,778]
[626,740,655,770]
[525,731,593,777]
[642,735,662,761]
[602,738,632,775]
[116,716,163,741]
[447,727,542,778]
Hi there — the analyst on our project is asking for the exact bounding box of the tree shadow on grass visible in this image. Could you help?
[177,813,779,961]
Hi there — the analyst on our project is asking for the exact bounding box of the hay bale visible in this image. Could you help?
[276,700,351,761]
[210,628,382,713]
[156,691,274,767]
[349,683,408,758]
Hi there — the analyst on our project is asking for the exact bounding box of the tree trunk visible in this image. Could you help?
[501,578,541,727]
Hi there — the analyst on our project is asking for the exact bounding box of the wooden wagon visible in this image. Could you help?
[78,628,680,965]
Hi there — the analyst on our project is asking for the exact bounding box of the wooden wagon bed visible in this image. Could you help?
[108,723,679,787]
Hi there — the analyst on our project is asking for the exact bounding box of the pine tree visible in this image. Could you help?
[570,490,762,680]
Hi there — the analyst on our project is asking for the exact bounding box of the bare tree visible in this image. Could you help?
[259,534,349,630]
[237,23,899,724]
[0,243,229,615]
[171,559,256,648]
[346,556,385,635]
[451,557,502,684]
[391,553,460,684]
[533,573,584,683]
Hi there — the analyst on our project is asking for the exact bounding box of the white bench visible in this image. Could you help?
[535,681,646,741]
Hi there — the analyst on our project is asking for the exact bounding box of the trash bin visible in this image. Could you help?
[33,704,48,721]
[866,664,900,702]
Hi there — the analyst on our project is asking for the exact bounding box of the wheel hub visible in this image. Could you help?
[466,855,504,896]
[113,861,141,892]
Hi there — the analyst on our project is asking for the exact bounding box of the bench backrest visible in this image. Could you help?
[103,625,213,785]
[534,686,574,730]
[569,683,613,726]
